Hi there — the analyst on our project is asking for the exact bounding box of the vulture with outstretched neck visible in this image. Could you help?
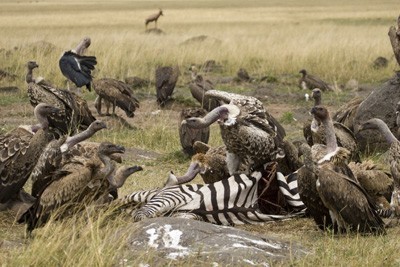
[0,104,61,206]
[18,142,128,232]
[311,106,385,234]
[183,90,285,175]
[59,37,97,91]
[30,120,107,198]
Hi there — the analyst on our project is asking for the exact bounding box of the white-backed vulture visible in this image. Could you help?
[311,106,385,234]
[299,69,332,91]
[0,104,61,206]
[30,120,107,198]
[26,60,96,136]
[155,65,180,106]
[93,78,140,118]
[188,66,219,111]
[359,118,400,215]
[183,90,285,175]
[179,108,210,156]
[18,142,126,232]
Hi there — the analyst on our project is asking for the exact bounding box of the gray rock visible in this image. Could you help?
[118,217,307,266]
[354,76,400,153]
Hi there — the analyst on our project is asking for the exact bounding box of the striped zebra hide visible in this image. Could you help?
[116,162,306,225]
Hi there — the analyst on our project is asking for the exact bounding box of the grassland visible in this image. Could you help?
[1,0,400,266]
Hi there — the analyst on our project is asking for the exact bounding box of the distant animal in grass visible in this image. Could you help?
[299,69,333,91]
[145,9,163,29]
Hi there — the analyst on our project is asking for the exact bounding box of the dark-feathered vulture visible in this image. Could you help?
[311,106,385,234]
[93,78,140,118]
[59,38,96,91]
[299,69,332,91]
[19,142,126,232]
[183,90,285,175]
[188,66,219,111]
[0,103,60,205]
[26,61,96,135]
[296,143,336,231]
[179,108,210,156]
[155,65,180,106]
[30,120,107,198]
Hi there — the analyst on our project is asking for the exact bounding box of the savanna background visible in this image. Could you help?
[1,0,400,266]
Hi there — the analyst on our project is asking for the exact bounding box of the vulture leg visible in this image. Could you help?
[94,96,103,116]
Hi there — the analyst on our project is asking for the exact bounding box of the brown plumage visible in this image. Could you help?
[93,78,140,118]
[19,142,126,232]
[188,66,219,111]
[348,160,393,210]
[305,91,359,162]
[30,120,107,198]
[179,108,210,156]
[332,97,363,132]
[165,142,231,187]
[145,9,163,29]
[0,103,60,205]
[296,143,335,231]
[26,61,96,136]
[183,90,285,175]
[155,65,180,106]
[311,106,385,234]
[299,69,332,91]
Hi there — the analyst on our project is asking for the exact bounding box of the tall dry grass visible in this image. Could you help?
[1,0,400,266]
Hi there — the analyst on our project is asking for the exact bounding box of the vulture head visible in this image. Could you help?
[98,142,126,156]
[311,88,322,105]
[358,118,387,132]
[27,61,39,70]
[299,69,307,76]
[108,165,143,189]
[183,104,240,129]
[310,105,329,124]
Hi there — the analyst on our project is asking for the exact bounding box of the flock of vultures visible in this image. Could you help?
[1,11,400,237]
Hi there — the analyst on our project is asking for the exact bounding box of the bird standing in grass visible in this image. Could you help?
[59,37,97,91]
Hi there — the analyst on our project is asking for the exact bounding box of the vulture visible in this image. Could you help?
[0,103,61,206]
[332,97,363,132]
[30,120,107,198]
[296,143,336,231]
[59,37,97,91]
[311,106,385,234]
[26,60,96,136]
[18,142,129,232]
[179,108,210,156]
[183,90,285,175]
[93,78,140,118]
[348,160,394,210]
[298,69,332,91]
[165,142,232,187]
[188,66,219,111]
[155,65,180,106]
[303,89,359,162]
[358,118,400,216]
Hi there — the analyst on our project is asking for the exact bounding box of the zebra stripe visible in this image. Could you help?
[276,171,307,210]
[118,164,305,225]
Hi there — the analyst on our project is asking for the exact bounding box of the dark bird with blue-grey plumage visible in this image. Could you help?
[59,37,97,91]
